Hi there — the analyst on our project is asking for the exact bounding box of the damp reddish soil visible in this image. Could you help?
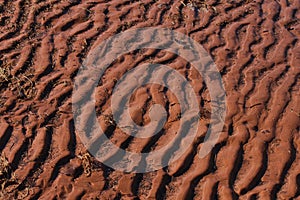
[0,0,299,199]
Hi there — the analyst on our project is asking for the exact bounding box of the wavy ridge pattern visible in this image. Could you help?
[0,0,299,199]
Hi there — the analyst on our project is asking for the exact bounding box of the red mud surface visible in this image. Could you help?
[0,0,299,199]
